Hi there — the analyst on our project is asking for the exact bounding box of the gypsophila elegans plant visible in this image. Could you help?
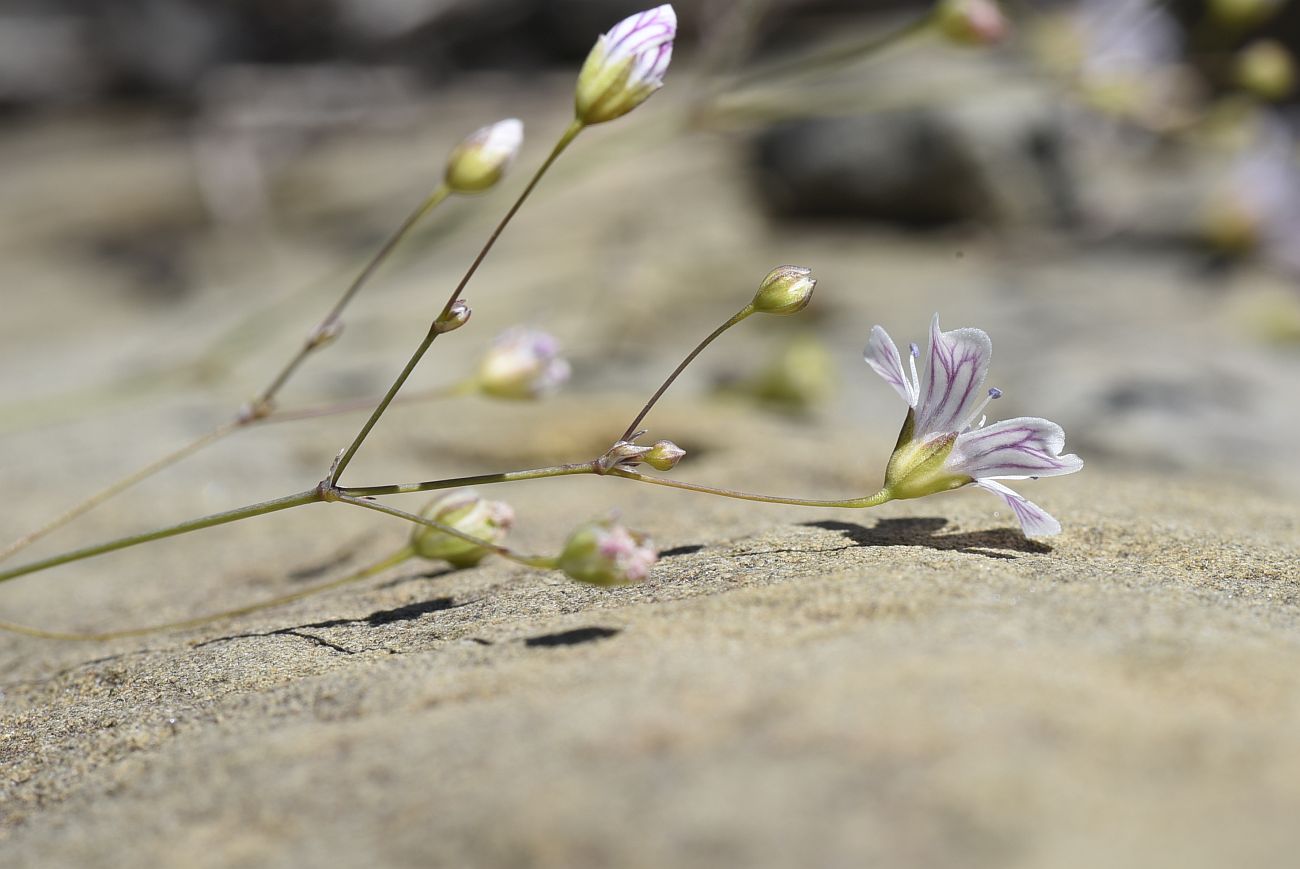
[0,3,1082,642]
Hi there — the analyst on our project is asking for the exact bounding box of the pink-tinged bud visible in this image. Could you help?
[444,118,524,194]
[752,265,816,315]
[575,5,677,125]
[434,299,471,334]
[558,518,657,586]
[476,327,571,400]
[643,439,685,471]
[410,490,515,568]
[935,0,1008,47]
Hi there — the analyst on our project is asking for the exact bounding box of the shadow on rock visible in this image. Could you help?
[524,627,621,648]
[803,518,1051,560]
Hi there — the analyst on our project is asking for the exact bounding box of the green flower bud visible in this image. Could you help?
[575,6,677,126]
[752,265,816,315]
[410,490,514,568]
[1236,40,1295,101]
[558,518,657,586]
[444,119,523,194]
[642,439,685,471]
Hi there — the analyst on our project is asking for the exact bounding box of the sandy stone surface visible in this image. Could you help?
[2,77,1299,867]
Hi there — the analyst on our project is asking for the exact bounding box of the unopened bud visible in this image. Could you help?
[1209,0,1284,28]
[575,5,677,126]
[752,265,816,315]
[935,0,1009,47]
[477,327,571,400]
[410,490,515,568]
[444,118,524,194]
[642,439,685,471]
[1236,40,1295,101]
[307,319,345,350]
[434,299,472,334]
[557,518,657,586]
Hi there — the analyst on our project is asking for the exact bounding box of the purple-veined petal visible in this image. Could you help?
[863,325,918,407]
[975,480,1062,537]
[915,313,993,437]
[949,417,1084,480]
[604,5,677,70]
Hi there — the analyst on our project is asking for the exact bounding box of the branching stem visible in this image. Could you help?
[329,120,586,484]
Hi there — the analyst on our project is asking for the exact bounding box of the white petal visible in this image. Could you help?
[976,480,1062,537]
[604,5,677,66]
[950,417,1084,480]
[863,325,917,407]
[915,313,993,438]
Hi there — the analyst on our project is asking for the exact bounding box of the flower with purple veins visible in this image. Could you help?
[575,5,676,126]
[863,314,1083,537]
[477,327,572,400]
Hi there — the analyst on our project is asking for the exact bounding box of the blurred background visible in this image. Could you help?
[2,0,1300,563]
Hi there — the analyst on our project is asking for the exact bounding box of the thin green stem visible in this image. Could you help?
[727,11,934,90]
[0,186,455,565]
[330,120,586,485]
[252,184,453,412]
[0,490,321,586]
[607,469,894,509]
[620,304,755,442]
[334,493,558,569]
[0,546,414,642]
[0,420,242,564]
[340,463,596,498]
[265,380,476,425]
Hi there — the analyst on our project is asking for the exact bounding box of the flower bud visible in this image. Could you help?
[557,518,657,586]
[444,118,524,194]
[476,327,571,400]
[752,265,816,315]
[307,319,345,350]
[575,5,677,126]
[1236,41,1295,101]
[642,439,685,471]
[410,490,514,568]
[1209,0,1284,28]
[433,299,471,334]
[934,0,1009,47]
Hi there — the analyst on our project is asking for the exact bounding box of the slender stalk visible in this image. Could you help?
[0,185,455,565]
[0,546,414,642]
[265,380,476,425]
[607,469,894,509]
[329,120,586,485]
[252,184,452,412]
[340,463,596,498]
[727,11,934,90]
[0,420,241,563]
[0,490,320,585]
[334,493,558,569]
[619,304,755,442]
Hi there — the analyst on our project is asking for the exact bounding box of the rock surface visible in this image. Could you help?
[2,76,1299,868]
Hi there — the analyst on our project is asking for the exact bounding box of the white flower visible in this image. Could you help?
[575,5,677,126]
[864,314,1083,537]
[477,327,571,400]
[444,118,524,193]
